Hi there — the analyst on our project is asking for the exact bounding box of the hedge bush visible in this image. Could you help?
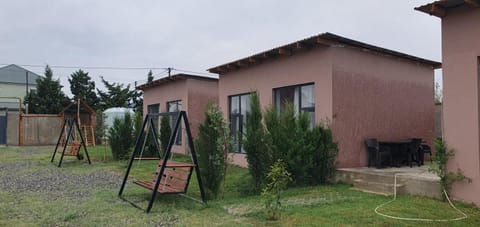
[252,100,338,187]
[159,116,172,153]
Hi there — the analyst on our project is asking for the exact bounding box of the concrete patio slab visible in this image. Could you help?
[336,165,441,198]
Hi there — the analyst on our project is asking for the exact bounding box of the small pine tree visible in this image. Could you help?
[265,102,338,186]
[25,65,70,114]
[195,104,229,200]
[108,113,133,160]
[69,69,98,109]
[243,91,271,192]
[262,159,292,221]
[159,116,172,153]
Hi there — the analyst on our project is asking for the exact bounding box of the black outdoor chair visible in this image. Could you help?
[365,138,392,168]
[407,138,423,167]
[418,144,432,165]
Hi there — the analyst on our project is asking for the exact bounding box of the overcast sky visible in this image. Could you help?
[0,0,441,96]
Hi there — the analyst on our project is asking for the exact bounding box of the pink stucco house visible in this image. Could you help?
[137,73,218,154]
[417,0,480,206]
[208,32,440,168]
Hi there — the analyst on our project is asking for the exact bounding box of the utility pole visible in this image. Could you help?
[25,71,29,114]
[25,71,29,96]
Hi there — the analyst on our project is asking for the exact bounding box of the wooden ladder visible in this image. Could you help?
[82,126,96,146]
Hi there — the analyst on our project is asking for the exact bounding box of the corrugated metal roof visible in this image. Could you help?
[207,32,441,74]
[136,73,218,90]
[0,64,41,85]
[415,0,480,17]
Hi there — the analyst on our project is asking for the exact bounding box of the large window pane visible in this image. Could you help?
[241,94,250,126]
[230,96,239,114]
[301,84,314,108]
[167,100,182,145]
[147,104,160,130]
[274,83,315,127]
[229,93,251,153]
[275,86,296,112]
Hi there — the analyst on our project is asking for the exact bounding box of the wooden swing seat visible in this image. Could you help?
[133,160,195,194]
[64,141,81,156]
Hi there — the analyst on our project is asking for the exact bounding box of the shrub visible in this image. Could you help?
[108,113,134,160]
[307,124,338,184]
[286,112,314,185]
[159,116,172,153]
[243,91,271,192]
[132,112,158,158]
[429,139,471,200]
[132,112,142,138]
[262,159,292,221]
[94,110,107,145]
[264,102,338,186]
[195,104,230,199]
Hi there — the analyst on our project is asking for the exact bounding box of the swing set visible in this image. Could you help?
[51,117,91,167]
[118,111,206,213]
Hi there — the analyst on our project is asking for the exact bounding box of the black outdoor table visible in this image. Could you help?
[378,140,410,167]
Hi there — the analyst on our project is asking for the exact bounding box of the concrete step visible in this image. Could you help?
[335,167,441,199]
[352,179,404,196]
[336,169,396,185]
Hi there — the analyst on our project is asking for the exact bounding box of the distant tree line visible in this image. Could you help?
[24,65,146,114]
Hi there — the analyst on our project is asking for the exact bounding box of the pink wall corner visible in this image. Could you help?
[441,5,480,206]
[228,153,248,168]
[218,47,334,167]
[331,46,435,168]
[186,78,219,139]
[142,79,188,154]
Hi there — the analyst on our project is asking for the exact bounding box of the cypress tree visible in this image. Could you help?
[243,91,271,193]
[195,104,229,199]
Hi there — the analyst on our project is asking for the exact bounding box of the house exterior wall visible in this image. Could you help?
[0,83,31,99]
[186,78,219,139]
[331,46,435,167]
[142,78,218,155]
[441,5,480,206]
[142,79,188,154]
[218,47,333,167]
[0,83,33,109]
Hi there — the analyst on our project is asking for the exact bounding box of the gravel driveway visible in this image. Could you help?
[0,161,122,200]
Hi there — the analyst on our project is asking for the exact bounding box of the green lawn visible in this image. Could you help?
[0,146,479,226]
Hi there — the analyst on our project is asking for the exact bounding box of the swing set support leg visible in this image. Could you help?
[182,111,206,203]
[145,113,181,213]
[51,118,67,163]
[119,115,150,197]
[58,119,74,167]
[74,118,91,164]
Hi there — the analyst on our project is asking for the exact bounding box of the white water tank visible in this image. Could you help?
[103,107,134,131]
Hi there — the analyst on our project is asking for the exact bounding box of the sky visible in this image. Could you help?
[0,0,442,96]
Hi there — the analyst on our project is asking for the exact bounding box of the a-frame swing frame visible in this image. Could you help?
[118,111,206,213]
[51,117,91,167]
